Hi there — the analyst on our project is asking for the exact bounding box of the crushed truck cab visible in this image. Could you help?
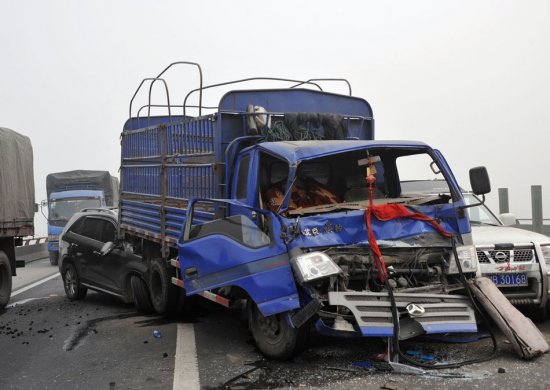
[119,62,490,359]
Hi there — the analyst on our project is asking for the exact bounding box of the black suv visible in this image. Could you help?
[58,208,154,312]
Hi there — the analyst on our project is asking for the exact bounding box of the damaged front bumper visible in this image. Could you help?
[326,291,477,338]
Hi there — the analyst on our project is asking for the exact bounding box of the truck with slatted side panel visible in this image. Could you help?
[118,62,492,359]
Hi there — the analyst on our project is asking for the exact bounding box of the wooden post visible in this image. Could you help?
[531,185,543,233]
[498,188,509,214]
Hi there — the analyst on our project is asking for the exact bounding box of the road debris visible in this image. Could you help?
[469,277,549,359]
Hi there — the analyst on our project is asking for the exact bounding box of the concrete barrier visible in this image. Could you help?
[15,237,49,263]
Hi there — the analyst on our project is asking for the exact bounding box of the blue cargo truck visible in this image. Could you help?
[46,170,119,265]
[118,62,491,359]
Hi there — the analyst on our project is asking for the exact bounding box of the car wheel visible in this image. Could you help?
[131,275,154,314]
[148,259,178,315]
[63,262,87,300]
[248,300,309,360]
[49,251,59,266]
[0,251,12,309]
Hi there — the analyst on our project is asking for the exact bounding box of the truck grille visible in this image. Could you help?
[329,291,476,337]
[477,249,534,264]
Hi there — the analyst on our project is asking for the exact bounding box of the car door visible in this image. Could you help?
[62,216,98,283]
[178,199,300,316]
[81,217,125,293]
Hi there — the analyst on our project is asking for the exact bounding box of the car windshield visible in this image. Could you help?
[259,148,456,216]
[463,194,501,226]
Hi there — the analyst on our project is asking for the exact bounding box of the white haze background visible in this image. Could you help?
[0,0,548,236]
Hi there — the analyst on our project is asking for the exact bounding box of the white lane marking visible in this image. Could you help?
[7,296,52,308]
[11,273,60,297]
[173,323,200,390]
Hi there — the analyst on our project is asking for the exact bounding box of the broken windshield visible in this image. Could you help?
[260,146,454,216]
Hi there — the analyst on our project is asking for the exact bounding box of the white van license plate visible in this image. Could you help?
[489,273,528,287]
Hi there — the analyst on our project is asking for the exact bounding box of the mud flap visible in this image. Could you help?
[469,277,549,359]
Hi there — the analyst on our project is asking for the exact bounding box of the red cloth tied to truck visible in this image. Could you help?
[365,203,453,283]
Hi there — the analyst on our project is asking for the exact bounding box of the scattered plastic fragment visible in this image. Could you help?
[352,361,373,369]
[419,355,435,362]
[498,367,506,373]
[153,329,161,338]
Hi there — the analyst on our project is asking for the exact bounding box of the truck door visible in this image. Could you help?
[178,200,300,316]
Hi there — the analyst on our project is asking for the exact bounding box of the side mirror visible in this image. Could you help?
[100,241,115,256]
[500,213,517,226]
[469,166,491,196]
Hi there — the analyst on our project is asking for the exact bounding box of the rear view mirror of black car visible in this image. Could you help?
[100,241,115,256]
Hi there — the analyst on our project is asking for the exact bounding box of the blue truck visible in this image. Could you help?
[119,62,491,359]
[0,127,35,310]
[46,170,119,265]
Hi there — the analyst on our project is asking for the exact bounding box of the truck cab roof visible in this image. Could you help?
[256,139,431,164]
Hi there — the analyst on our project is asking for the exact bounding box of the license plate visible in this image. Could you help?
[488,273,528,287]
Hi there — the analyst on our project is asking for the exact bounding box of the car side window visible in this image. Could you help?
[68,217,85,234]
[101,220,117,243]
[236,155,250,199]
[80,218,105,242]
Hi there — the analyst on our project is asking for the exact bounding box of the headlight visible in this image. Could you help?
[447,244,478,274]
[540,245,550,266]
[48,235,59,242]
[291,252,341,283]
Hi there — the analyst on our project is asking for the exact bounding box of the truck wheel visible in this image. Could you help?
[131,275,154,314]
[62,263,87,300]
[0,251,12,309]
[148,259,178,315]
[49,251,59,266]
[248,300,309,360]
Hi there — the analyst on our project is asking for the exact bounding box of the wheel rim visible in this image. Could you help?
[255,309,284,345]
[65,267,77,296]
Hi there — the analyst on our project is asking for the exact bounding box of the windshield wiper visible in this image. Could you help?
[470,220,499,226]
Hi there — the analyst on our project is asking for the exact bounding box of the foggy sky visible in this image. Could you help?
[1,0,548,236]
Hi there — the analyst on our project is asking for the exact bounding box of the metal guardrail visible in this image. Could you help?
[499,186,547,235]
[15,237,49,263]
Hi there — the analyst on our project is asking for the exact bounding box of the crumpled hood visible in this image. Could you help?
[472,225,550,246]
[285,203,462,250]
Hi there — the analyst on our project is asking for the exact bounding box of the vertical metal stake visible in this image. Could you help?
[532,185,543,234]
[498,188,509,214]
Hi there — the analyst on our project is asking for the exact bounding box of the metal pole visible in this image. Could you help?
[498,188,509,214]
[531,185,543,233]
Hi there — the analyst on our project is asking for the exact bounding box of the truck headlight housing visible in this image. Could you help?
[47,235,59,242]
[291,252,341,283]
[447,244,478,274]
[540,245,550,266]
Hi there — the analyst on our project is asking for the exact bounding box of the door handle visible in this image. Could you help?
[184,267,198,279]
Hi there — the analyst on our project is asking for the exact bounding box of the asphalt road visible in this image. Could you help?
[2,259,550,390]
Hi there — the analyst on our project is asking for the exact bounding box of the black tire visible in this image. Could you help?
[248,300,310,360]
[148,259,178,315]
[131,275,154,314]
[49,251,59,266]
[62,262,87,300]
[529,304,547,323]
[0,251,12,309]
